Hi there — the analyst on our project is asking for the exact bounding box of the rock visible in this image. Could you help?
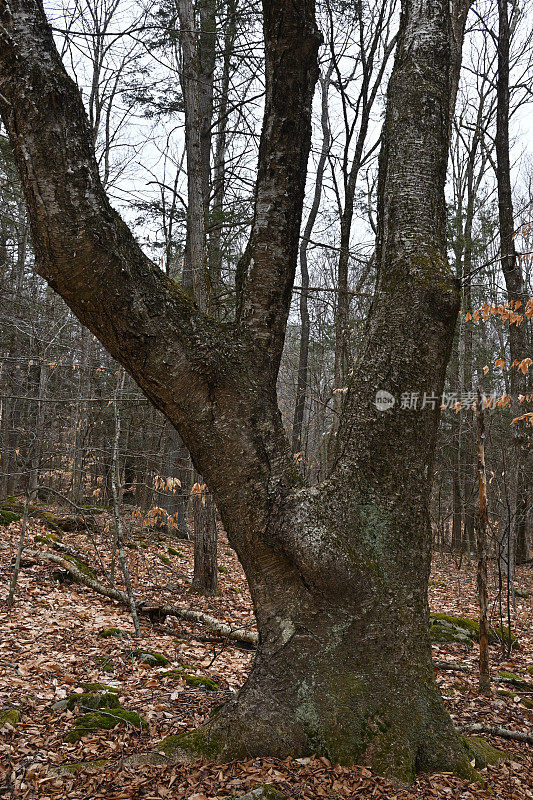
[161,669,219,690]
[132,649,169,667]
[49,759,109,776]
[0,708,21,729]
[0,510,23,525]
[81,683,120,694]
[66,691,122,711]
[98,627,125,638]
[498,671,533,690]
[430,613,519,648]
[64,708,146,743]
[231,786,285,800]
[430,620,474,648]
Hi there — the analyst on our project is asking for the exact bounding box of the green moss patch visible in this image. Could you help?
[498,671,533,689]
[158,554,171,566]
[96,656,115,673]
[34,532,62,545]
[64,708,146,742]
[0,708,21,728]
[98,627,125,639]
[64,556,96,579]
[217,565,229,574]
[168,547,182,556]
[430,613,519,648]
[66,691,122,712]
[465,736,508,767]
[132,649,169,667]
[156,728,219,760]
[0,510,22,525]
[161,669,218,691]
[81,683,120,694]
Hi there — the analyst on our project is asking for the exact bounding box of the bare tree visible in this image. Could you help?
[0,0,479,780]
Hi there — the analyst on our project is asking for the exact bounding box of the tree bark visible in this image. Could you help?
[292,67,332,460]
[475,388,490,695]
[0,0,476,781]
[495,0,530,569]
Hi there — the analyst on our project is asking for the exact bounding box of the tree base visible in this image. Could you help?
[154,696,483,785]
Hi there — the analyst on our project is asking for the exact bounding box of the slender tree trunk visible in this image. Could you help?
[192,480,217,596]
[292,67,332,460]
[177,0,209,306]
[111,368,141,636]
[208,0,236,303]
[178,0,218,594]
[496,0,529,573]
[475,387,490,695]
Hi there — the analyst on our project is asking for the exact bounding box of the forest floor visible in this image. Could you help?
[0,503,531,800]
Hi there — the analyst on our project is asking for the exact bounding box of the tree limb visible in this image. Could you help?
[24,548,258,646]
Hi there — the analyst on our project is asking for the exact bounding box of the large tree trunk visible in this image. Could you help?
[0,0,476,781]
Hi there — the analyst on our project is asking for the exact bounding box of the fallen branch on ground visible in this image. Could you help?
[23,548,259,646]
[461,723,533,745]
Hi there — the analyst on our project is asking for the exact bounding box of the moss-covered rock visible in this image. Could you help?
[98,627,125,639]
[0,510,22,525]
[465,736,508,767]
[0,708,21,728]
[161,669,219,691]
[34,532,62,545]
[231,786,286,800]
[498,671,533,689]
[430,613,519,648]
[66,691,122,712]
[132,649,169,667]
[64,708,146,742]
[182,673,219,691]
[81,683,120,694]
[430,620,474,648]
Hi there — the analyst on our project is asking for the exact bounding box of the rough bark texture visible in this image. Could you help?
[0,0,477,781]
[495,0,530,568]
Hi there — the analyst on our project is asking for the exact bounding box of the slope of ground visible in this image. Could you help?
[0,504,531,799]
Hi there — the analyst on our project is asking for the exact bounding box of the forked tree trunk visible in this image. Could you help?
[0,0,476,782]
